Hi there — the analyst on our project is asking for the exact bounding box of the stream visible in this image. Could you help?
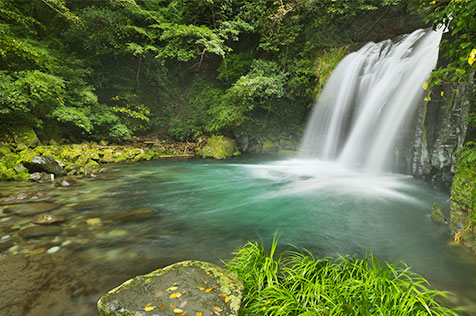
[0,156,475,315]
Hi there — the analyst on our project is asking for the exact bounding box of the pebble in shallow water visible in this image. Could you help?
[47,246,61,254]
[33,214,66,225]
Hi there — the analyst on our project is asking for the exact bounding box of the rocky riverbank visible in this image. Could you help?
[0,126,301,183]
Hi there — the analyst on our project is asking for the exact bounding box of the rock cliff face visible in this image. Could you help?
[409,82,472,188]
[394,40,474,189]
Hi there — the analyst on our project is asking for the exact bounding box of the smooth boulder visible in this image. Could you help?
[98,260,243,316]
[23,155,66,176]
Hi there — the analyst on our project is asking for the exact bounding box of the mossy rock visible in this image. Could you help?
[101,149,116,163]
[197,136,240,159]
[0,165,17,181]
[0,144,12,158]
[97,260,243,316]
[261,140,280,154]
[431,202,447,224]
[86,148,100,161]
[61,148,83,162]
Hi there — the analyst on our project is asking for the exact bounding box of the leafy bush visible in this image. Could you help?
[226,237,459,316]
[168,77,223,140]
[207,60,288,132]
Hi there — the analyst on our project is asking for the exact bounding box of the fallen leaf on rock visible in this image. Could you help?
[155,291,164,297]
[174,308,184,313]
[218,293,226,297]
[180,312,186,316]
[173,282,177,286]
[170,303,175,309]
[205,288,212,293]
[158,304,164,308]
[167,286,178,292]
[199,287,205,291]
[225,297,230,303]
[145,306,157,311]
[196,313,202,316]
[170,292,182,299]
[213,307,223,312]
[144,303,156,311]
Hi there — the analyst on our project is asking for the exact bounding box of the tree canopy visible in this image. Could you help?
[0,0,424,142]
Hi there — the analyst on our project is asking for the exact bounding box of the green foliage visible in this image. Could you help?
[217,52,253,83]
[168,77,223,140]
[451,142,476,223]
[208,60,288,132]
[420,0,476,86]
[226,238,459,316]
[0,0,415,141]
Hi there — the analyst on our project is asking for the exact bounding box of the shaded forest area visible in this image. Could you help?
[0,0,424,143]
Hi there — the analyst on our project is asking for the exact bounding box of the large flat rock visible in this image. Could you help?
[98,260,243,316]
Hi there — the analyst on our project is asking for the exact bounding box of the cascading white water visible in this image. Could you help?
[300,28,443,173]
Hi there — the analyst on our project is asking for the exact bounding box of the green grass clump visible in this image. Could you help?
[226,237,459,316]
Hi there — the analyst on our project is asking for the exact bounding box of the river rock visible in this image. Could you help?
[197,136,240,159]
[4,202,60,216]
[30,172,55,183]
[19,225,62,239]
[33,214,66,225]
[109,208,155,223]
[0,192,52,205]
[23,155,66,176]
[97,260,243,316]
[55,177,79,187]
[432,202,447,224]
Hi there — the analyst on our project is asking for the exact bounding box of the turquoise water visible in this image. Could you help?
[1,156,476,315]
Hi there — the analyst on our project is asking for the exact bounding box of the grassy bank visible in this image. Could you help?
[226,238,460,315]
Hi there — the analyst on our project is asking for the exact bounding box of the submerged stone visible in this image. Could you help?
[0,192,53,205]
[5,202,61,216]
[19,225,62,239]
[109,208,155,223]
[33,214,66,225]
[97,260,243,316]
[55,177,80,187]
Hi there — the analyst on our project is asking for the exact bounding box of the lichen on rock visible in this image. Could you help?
[97,260,243,316]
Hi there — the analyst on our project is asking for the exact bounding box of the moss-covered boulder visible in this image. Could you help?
[431,202,447,224]
[22,155,66,177]
[261,139,280,154]
[97,260,243,316]
[197,136,240,159]
[449,145,476,248]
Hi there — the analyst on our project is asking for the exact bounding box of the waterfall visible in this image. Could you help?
[300,28,443,173]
